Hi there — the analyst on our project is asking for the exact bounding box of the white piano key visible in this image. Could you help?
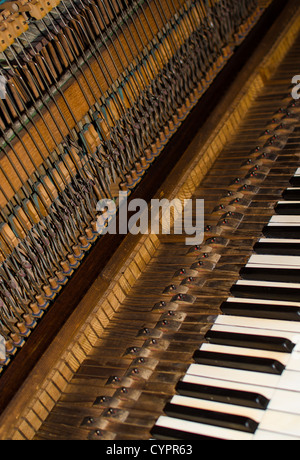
[226,297,300,308]
[276,201,300,205]
[253,430,299,440]
[270,215,300,222]
[246,263,300,269]
[187,364,300,392]
[215,314,300,333]
[181,374,300,414]
[293,168,300,177]
[236,279,300,290]
[275,370,300,392]
[155,415,254,440]
[199,343,300,372]
[170,394,264,422]
[257,238,300,244]
[248,254,300,267]
[268,389,300,414]
[259,411,300,437]
[187,364,280,387]
[269,215,300,224]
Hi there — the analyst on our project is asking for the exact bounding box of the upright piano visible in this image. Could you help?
[0,0,299,441]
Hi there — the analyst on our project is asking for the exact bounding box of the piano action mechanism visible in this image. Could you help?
[0,0,299,441]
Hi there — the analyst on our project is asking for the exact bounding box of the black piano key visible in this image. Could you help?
[230,283,300,302]
[175,381,270,409]
[290,176,300,187]
[205,330,295,353]
[282,189,300,201]
[221,300,300,321]
[263,225,300,238]
[275,203,300,215]
[254,241,300,255]
[240,267,300,283]
[150,425,219,440]
[193,350,285,375]
[163,403,259,434]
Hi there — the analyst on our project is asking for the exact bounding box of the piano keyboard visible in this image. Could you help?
[151,167,300,441]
